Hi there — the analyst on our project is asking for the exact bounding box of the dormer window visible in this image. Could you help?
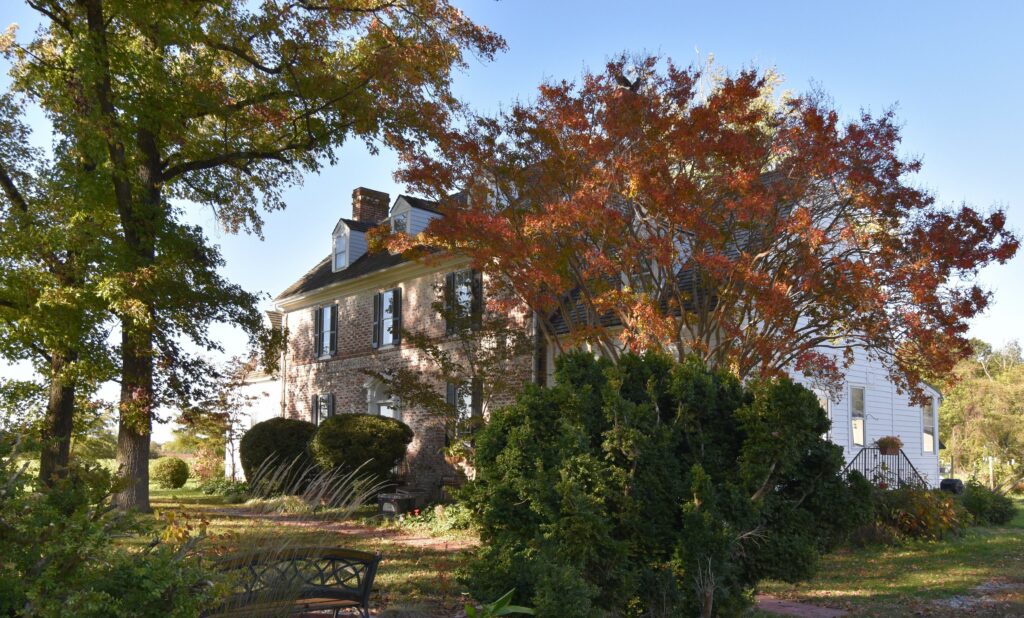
[333,232,348,271]
[391,212,408,234]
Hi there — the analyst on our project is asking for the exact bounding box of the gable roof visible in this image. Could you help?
[395,194,442,214]
[338,217,377,233]
[276,250,411,300]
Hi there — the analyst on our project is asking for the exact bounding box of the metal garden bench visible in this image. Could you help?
[206,546,381,618]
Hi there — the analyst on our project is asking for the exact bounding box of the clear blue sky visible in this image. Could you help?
[2,1,1022,437]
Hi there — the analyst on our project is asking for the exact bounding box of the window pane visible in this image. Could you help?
[391,213,407,233]
[381,290,395,345]
[850,387,865,446]
[334,236,346,269]
[923,400,935,453]
[321,306,332,355]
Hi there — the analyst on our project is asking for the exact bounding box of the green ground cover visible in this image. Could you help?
[759,498,1024,617]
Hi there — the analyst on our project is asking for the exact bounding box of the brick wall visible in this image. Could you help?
[281,267,534,499]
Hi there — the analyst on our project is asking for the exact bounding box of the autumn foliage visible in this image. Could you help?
[394,55,1017,397]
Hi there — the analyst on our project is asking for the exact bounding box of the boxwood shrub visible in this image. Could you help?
[239,417,317,482]
[960,480,1017,525]
[310,413,414,482]
[151,457,189,489]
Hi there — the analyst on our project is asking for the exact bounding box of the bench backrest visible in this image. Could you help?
[216,546,381,609]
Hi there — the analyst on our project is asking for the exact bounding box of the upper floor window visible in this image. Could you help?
[850,386,866,447]
[446,379,483,441]
[922,398,936,453]
[444,270,482,334]
[313,304,337,358]
[372,288,402,348]
[333,232,348,270]
[390,211,408,234]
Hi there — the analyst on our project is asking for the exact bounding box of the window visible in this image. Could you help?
[444,270,482,334]
[922,398,936,453]
[850,386,866,447]
[372,288,401,348]
[366,379,399,420]
[312,304,337,358]
[816,390,832,439]
[311,393,334,425]
[333,232,347,270]
[390,212,408,233]
[446,379,482,441]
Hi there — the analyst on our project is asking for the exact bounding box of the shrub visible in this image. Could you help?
[872,487,968,541]
[151,457,190,489]
[198,478,249,503]
[0,438,221,616]
[238,417,317,481]
[461,352,868,618]
[310,413,414,482]
[960,480,1017,525]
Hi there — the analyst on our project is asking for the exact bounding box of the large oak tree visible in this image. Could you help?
[395,56,1017,399]
[3,0,503,510]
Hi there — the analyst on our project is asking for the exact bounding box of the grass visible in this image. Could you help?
[759,498,1024,617]
[148,480,477,616]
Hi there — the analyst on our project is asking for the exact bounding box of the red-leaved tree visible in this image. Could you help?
[392,55,1017,398]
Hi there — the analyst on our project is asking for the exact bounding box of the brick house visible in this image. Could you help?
[267,187,943,495]
[272,188,534,497]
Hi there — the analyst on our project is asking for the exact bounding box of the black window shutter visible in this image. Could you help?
[446,382,457,406]
[311,394,319,424]
[393,288,402,346]
[329,305,337,355]
[471,270,484,330]
[372,292,381,349]
[313,307,322,357]
[471,377,484,418]
[444,272,456,335]
[328,393,335,418]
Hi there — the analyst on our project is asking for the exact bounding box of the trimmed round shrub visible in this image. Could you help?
[151,457,189,489]
[239,417,317,481]
[960,480,1017,525]
[310,414,414,482]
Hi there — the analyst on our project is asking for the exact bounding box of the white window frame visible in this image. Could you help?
[815,390,832,441]
[333,230,348,271]
[922,398,936,454]
[319,305,333,359]
[366,379,400,421]
[850,385,866,447]
[390,211,409,234]
[380,289,398,347]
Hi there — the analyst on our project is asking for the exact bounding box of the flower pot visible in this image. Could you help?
[879,445,900,456]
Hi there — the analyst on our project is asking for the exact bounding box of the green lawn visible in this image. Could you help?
[149,481,477,616]
[759,499,1024,617]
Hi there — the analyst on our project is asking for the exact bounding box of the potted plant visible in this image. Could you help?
[876,435,903,456]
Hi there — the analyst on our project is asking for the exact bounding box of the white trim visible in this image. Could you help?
[276,255,469,312]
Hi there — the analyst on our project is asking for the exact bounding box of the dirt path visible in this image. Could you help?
[756,595,848,618]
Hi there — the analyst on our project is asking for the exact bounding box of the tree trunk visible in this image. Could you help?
[113,325,154,512]
[38,350,76,486]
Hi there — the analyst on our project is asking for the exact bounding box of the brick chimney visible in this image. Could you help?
[351,187,390,224]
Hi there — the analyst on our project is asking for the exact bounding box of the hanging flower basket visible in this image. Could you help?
[876,435,903,456]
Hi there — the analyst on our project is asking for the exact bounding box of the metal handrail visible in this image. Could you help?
[842,447,929,489]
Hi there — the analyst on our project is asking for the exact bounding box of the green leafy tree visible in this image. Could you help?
[3,0,503,511]
[0,94,116,485]
[940,340,1024,489]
